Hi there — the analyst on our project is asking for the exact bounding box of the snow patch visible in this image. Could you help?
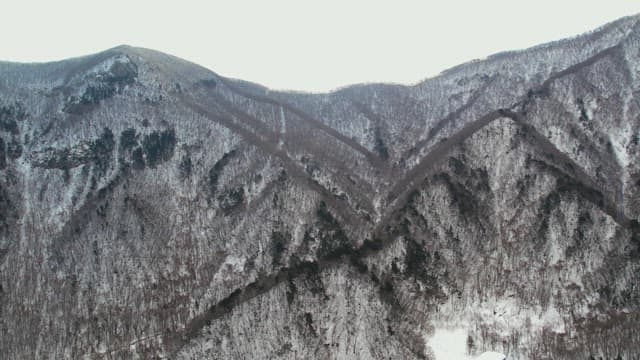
[477,352,508,360]
[214,255,247,281]
[609,123,632,169]
[87,54,132,77]
[427,328,506,360]
[428,328,468,360]
[223,255,246,272]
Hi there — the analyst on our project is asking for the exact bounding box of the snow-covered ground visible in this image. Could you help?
[427,328,506,360]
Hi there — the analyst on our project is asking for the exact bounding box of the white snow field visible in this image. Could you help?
[427,328,506,360]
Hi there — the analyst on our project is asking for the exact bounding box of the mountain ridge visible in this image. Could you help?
[1,14,640,359]
[2,13,638,94]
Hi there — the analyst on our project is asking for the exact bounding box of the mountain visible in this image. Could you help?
[1,15,640,359]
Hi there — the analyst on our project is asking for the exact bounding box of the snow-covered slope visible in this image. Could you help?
[1,15,640,359]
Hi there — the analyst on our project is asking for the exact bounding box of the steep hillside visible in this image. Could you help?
[1,15,640,359]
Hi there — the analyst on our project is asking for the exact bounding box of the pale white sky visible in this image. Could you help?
[2,1,640,92]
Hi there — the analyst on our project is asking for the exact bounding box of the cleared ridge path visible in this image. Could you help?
[203,90,378,215]
[383,43,628,229]
[164,42,636,357]
[178,95,370,228]
[219,77,387,169]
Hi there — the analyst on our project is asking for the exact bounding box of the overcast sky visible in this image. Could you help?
[3,1,640,92]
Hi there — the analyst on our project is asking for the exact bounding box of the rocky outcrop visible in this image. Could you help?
[0,15,640,359]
